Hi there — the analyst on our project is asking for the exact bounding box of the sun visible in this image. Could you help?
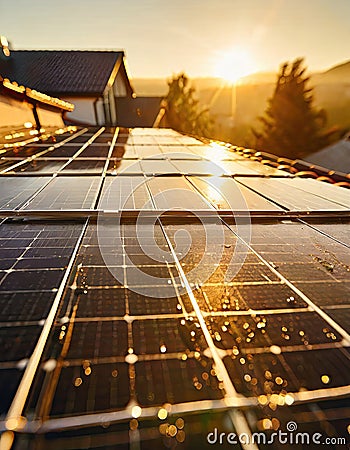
[214,47,256,83]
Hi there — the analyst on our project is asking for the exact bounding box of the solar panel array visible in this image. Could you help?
[0,127,349,449]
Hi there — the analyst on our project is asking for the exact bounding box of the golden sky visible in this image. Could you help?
[1,0,349,78]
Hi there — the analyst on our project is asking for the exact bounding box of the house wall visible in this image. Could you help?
[0,94,34,127]
[63,96,97,124]
[114,72,128,97]
[116,97,163,127]
[37,106,65,128]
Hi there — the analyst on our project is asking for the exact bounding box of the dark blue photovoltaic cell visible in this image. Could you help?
[0,177,47,210]
[23,177,100,210]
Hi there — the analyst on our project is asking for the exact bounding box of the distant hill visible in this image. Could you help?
[131,73,277,96]
[131,59,350,145]
[131,78,168,96]
[131,59,350,96]
[321,60,350,80]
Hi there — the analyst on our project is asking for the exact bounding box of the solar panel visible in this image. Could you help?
[10,158,69,173]
[0,159,26,172]
[0,145,52,159]
[278,178,350,208]
[189,176,283,211]
[159,146,202,158]
[79,145,110,158]
[23,177,101,210]
[1,127,349,450]
[0,221,84,421]
[61,159,105,174]
[0,177,47,210]
[140,159,179,174]
[237,177,348,211]
[107,159,142,174]
[232,159,291,176]
[111,144,137,158]
[147,176,212,210]
[303,221,350,246]
[171,160,226,175]
[47,145,83,157]
[99,176,152,210]
[134,145,166,158]
[219,160,263,175]
[322,308,350,333]
[49,363,130,416]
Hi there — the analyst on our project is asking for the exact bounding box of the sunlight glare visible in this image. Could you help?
[215,48,256,83]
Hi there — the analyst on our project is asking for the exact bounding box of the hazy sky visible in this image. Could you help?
[0,0,349,78]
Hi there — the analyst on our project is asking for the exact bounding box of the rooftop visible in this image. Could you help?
[0,50,125,95]
[305,132,350,175]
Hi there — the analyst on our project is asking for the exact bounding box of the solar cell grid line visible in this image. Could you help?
[220,220,350,348]
[20,222,230,424]
[217,160,263,176]
[300,219,350,247]
[77,144,111,158]
[236,177,349,212]
[154,135,194,145]
[159,145,202,158]
[0,222,84,419]
[43,145,85,158]
[0,177,48,211]
[156,218,259,447]
[128,128,181,136]
[146,176,214,211]
[0,159,26,172]
[134,145,166,158]
[89,127,120,210]
[7,158,70,174]
[139,159,179,175]
[126,135,158,145]
[278,177,350,209]
[107,159,143,175]
[111,144,138,158]
[16,127,106,211]
[171,159,227,176]
[98,176,153,211]
[159,218,350,407]
[230,159,292,177]
[175,135,205,145]
[290,218,350,248]
[3,220,89,432]
[48,126,106,174]
[0,128,88,175]
[21,177,101,211]
[204,311,343,351]
[188,176,283,212]
[59,159,106,174]
[189,144,239,160]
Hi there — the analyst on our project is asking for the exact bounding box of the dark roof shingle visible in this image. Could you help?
[0,50,123,95]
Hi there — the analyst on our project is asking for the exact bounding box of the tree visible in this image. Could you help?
[164,73,213,138]
[253,58,328,158]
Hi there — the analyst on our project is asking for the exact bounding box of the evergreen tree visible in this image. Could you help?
[254,58,328,158]
[165,73,213,138]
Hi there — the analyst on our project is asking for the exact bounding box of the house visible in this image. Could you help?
[0,47,133,126]
[0,74,74,147]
